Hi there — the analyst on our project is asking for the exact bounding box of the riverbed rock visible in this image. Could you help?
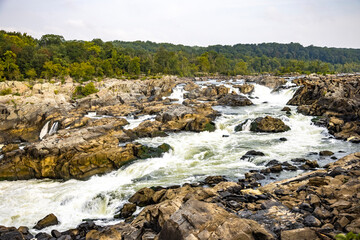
[34,213,59,230]
[217,94,253,106]
[250,116,290,133]
[234,83,255,94]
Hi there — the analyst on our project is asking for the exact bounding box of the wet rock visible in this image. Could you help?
[115,203,137,219]
[304,215,321,227]
[269,164,283,173]
[217,94,253,106]
[319,150,334,156]
[250,116,290,133]
[0,226,29,240]
[328,166,346,177]
[279,137,287,141]
[129,188,155,207]
[300,160,319,170]
[204,176,227,185]
[51,230,62,238]
[35,232,52,240]
[234,83,255,94]
[265,159,280,167]
[34,213,59,230]
[281,106,291,112]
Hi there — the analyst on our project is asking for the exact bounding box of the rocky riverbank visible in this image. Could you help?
[1,152,359,240]
[288,74,360,142]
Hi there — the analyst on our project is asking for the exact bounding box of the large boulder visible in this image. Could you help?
[250,116,290,132]
[217,94,253,106]
[34,214,59,230]
[158,199,273,240]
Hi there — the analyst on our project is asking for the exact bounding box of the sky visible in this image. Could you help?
[0,0,359,48]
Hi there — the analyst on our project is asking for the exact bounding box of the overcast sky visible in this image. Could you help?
[0,0,359,48]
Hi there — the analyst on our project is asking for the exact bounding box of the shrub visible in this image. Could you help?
[0,88,12,96]
[73,82,99,98]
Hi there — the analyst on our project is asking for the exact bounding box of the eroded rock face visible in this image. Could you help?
[287,75,360,142]
[250,116,290,133]
[0,119,171,180]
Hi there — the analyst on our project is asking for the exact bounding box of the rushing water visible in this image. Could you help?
[0,82,358,233]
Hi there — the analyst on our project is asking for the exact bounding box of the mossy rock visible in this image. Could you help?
[135,143,171,159]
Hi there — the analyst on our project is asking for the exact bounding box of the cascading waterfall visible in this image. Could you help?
[1,81,359,233]
[39,121,50,140]
[48,122,59,136]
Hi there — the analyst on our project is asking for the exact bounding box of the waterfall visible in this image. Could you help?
[48,122,59,136]
[39,121,50,140]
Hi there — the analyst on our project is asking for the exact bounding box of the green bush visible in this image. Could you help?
[0,88,12,96]
[336,232,360,240]
[73,82,99,98]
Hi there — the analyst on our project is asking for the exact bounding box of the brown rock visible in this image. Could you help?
[281,228,319,240]
[250,116,291,133]
[34,213,59,230]
[129,188,155,207]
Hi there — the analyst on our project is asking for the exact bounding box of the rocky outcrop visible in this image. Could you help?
[0,118,171,180]
[234,83,255,94]
[217,93,253,106]
[237,116,291,133]
[184,85,229,101]
[287,75,360,142]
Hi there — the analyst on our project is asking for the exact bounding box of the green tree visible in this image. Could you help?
[128,57,141,75]
[25,68,37,79]
[3,50,21,80]
[234,60,249,75]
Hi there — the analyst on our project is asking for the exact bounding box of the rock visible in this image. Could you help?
[299,202,313,212]
[265,159,280,167]
[281,228,319,240]
[0,226,30,240]
[269,164,283,173]
[129,188,155,207]
[157,199,273,240]
[34,213,59,230]
[287,75,360,141]
[250,116,290,133]
[300,160,319,170]
[281,106,291,112]
[346,218,360,233]
[308,177,327,187]
[234,84,255,94]
[35,232,52,240]
[204,176,227,185]
[51,230,62,238]
[1,144,19,153]
[279,137,287,141]
[319,150,334,156]
[217,94,253,106]
[304,215,321,227]
[115,203,137,219]
[313,207,332,220]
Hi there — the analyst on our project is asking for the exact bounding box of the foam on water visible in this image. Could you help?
[0,81,358,233]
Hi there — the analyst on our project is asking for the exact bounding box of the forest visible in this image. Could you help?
[1,30,360,82]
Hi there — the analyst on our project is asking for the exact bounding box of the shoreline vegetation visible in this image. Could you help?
[0,30,360,83]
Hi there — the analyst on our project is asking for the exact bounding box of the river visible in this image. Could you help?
[0,80,358,233]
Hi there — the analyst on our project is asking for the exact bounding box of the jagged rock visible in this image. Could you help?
[250,116,290,133]
[234,83,255,94]
[281,228,319,240]
[158,199,273,240]
[115,203,137,219]
[287,76,360,142]
[217,94,253,106]
[281,106,291,112]
[34,213,59,230]
[204,176,227,185]
[129,188,155,207]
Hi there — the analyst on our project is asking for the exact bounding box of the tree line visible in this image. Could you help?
[0,30,360,82]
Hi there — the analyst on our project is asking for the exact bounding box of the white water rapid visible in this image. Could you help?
[1,81,358,234]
